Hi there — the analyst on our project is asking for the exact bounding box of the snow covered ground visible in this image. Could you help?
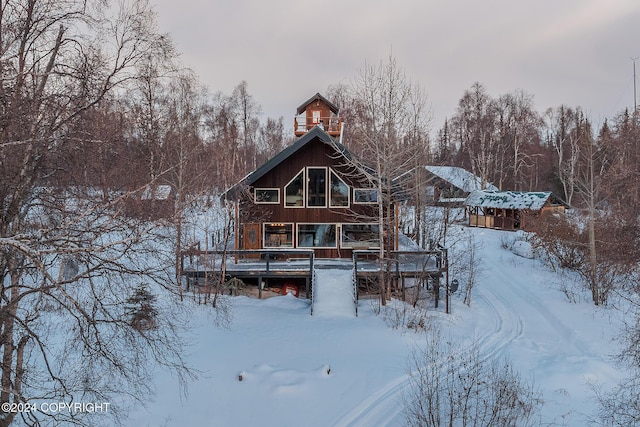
[127,226,625,426]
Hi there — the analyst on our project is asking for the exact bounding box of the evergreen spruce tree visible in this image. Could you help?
[126,283,159,331]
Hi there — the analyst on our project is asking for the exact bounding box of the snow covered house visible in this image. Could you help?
[224,93,389,259]
[186,94,448,301]
[464,190,568,230]
[395,165,498,206]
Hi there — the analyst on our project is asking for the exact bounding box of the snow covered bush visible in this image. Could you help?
[593,291,640,425]
[500,231,536,259]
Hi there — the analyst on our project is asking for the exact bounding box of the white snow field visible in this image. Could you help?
[127,226,625,427]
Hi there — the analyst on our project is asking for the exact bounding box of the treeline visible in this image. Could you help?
[48,77,293,195]
[26,45,640,217]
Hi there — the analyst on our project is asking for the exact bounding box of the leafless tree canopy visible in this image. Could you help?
[1,0,639,421]
[0,1,196,425]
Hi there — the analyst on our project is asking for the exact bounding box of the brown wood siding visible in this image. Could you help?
[239,135,380,257]
[247,137,376,224]
[305,103,332,129]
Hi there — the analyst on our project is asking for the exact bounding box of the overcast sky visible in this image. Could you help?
[151,0,640,132]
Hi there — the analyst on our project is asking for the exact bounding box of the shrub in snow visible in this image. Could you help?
[404,330,542,427]
[383,300,429,332]
[126,283,159,331]
[225,277,247,296]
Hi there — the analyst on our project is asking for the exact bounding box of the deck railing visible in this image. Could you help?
[294,115,342,136]
[352,249,446,276]
[181,248,314,271]
[352,248,449,308]
[181,248,316,298]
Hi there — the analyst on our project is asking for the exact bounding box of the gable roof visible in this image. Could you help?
[296,93,340,115]
[424,166,499,192]
[245,125,349,186]
[464,190,567,210]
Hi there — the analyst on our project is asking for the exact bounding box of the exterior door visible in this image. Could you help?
[243,223,261,250]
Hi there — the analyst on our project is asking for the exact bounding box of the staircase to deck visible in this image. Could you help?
[311,262,357,317]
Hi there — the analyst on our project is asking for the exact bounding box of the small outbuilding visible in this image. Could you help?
[396,165,498,206]
[464,190,568,230]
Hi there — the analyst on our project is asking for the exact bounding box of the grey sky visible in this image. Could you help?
[152,0,640,132]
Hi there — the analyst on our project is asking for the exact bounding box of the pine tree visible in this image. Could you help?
[126,283,159,331]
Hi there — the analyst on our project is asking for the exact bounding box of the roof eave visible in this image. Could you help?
[296,93,340,115]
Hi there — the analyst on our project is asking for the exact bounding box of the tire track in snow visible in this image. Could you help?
[474,263,526,361]
[331,374,409,427]
[332,270,526,427]
[491,258,593,356]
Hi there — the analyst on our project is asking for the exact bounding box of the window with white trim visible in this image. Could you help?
[285,169,304,207]
[307,167,327,207]
[264,223,293,248]
[297,224,337,248]
[329,171,349,207]
[254,188,279,204]
[341,224,380,248]
[353,188,378,204]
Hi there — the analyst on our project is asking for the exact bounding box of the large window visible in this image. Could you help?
[284,167,350,208]
[307,168,326,207]
[254,188,279,204]
[341,224,380,248]
[330,171,349,207]
[285,170,304,207]
[297,224,336,248]
[264,223,293,248]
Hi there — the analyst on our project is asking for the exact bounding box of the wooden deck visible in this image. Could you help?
[181,249,315,298]
[180,247,448,301]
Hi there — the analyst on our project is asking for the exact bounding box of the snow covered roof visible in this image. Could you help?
[464,190,565,210]
[424,166,498,192]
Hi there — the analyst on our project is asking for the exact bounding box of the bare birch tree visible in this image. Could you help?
[497,90,542,191]
[346,54,430,305]
[543,105,589,205]
[451,82,502,189]
[0,1,193,425]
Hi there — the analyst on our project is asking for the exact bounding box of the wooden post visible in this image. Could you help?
[395,203,399,251]
[445,248,450,314]
[233,201,239,264]
[445,279,449,314]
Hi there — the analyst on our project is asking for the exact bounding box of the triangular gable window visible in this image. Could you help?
[330,171,349,207]
[285,169,304,207]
